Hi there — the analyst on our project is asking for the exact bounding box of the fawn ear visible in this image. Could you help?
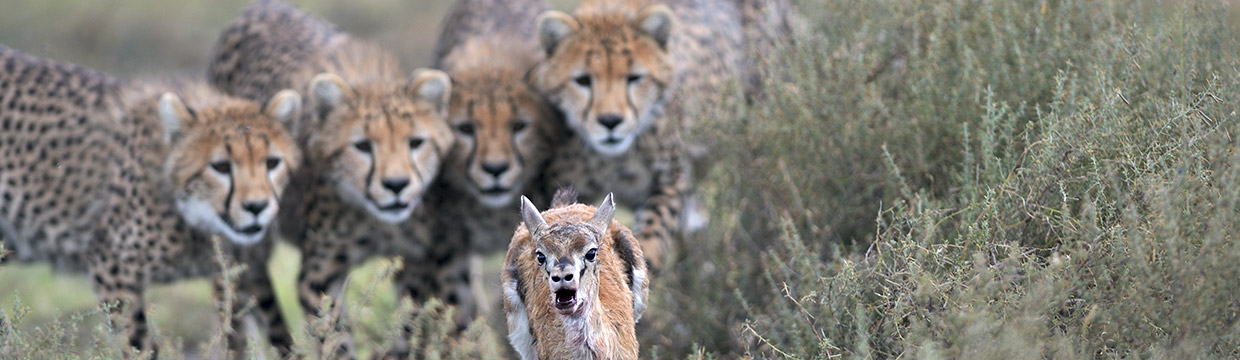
[521,196,547,234]
[589,193,616,232]
[159,92,194,144]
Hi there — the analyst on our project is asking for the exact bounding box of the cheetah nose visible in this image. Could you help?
[242,201,269,215]
[598,114,623,130]
[382,178,410,193]
[481,162,510,177]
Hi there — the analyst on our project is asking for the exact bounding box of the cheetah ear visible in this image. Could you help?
[537,10,578,55]
[588,193,616,233]
[158,92,194,144]
[410,68,451,118]
[635,5,674,49]
[309,73,353,122]
[264,89,302,127]
[521,195,547,235]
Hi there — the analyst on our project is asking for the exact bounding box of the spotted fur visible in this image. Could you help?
[530,0,748,269]
[0,44,301,356]
[430,0,564,254]
[207,1,458,355]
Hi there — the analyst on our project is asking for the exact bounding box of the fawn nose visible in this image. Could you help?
[549,258,577,284]
[242,201,268,215]
[481,162,510,177]
[597,114,623,130]
[381,178,410,194]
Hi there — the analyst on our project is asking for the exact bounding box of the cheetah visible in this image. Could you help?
[530,0,748,268]
[430,0,563,254]
[503,189,649,359]
[0,44,302,355]
[207,0,459,355]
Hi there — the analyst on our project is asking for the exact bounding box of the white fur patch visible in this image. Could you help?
[334,180,418,223]
[479,191,516,209]
[504,279,537,360]
[588,132,636,157]
[631,268,649,323]
[176,197,265,246]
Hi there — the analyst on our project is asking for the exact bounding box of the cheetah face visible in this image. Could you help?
[447,73,556,208]
[533,6,674,157]
[305,70,453,223]
[161,90,302,245]
[520,194,615,317]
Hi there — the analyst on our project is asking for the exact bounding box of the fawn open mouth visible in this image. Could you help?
[554,288,578,315]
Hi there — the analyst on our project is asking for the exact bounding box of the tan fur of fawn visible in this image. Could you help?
[503,190,650,359]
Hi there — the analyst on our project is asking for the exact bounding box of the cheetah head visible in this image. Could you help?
[520,194,615,316]
[304,69,454,223]
[444,39,560,208]
[161,89,302,246]
[532,5,674,157]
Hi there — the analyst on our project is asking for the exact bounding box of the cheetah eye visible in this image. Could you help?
[456,123,476,135]
[353,140,372,153]
[585,248,597,262]
[536,251,546,265]
[511,120,528,133]
[408,137,425,149]
[574,75,591,87]
[627,74,643,84]
[265,157,282,171]
[210,160,231,174]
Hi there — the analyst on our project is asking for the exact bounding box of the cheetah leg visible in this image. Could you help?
[214,266,290,357]
[377,253,474,359]
[297,242,355,359]
[247,270,294,355]
[436,253,477,332]
[635,186,682,271]
[89,254,153,356]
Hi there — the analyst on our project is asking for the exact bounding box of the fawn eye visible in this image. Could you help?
[585,248,597,262]
[408,137,425,149]
[210,160,231,174]
[353,140,373,153]
[627,74,642,84]
[456,122,475,135]
[511,120,528,133]
[265,157,281,171]
[574,75,591,87]
[536,251,546,265]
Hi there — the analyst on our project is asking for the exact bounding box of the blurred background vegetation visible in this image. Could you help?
[4,0,1240,358]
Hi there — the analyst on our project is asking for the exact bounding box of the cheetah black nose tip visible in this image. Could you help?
[481,162,510,177]
[598,114,623,130]
[242,201,268,215]
[382,178,410,193]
